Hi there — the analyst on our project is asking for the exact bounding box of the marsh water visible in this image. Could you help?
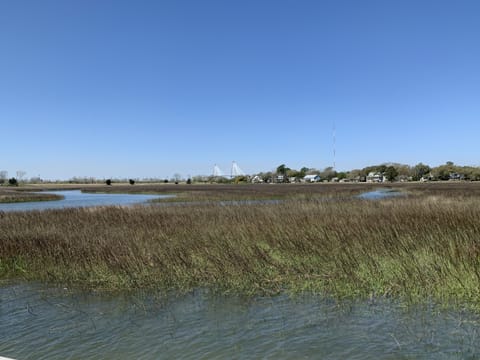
[0,189,401,213]
[0,190,174,212]
[356,189,404,200]
[1,283,479,359]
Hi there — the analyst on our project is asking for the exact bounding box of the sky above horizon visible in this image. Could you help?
[1,0,480,180]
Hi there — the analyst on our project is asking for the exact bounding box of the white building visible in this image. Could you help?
[303,174,321,183]
[366,172,386,183]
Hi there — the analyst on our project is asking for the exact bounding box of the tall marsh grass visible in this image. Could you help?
[0,189,63,203]
[1,183,480,308]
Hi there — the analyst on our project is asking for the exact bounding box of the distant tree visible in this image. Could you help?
[275,164,291,182]
[29,176,42,184]
[8,177,18,186]
[300,167,309,176]
[192,176,206,183]
[468,167,480,181]
[305,168,320,175]
[276,164,291,181]
[16,170,26,181]
[360,166,376,177]
[173,173,182,183]
[376,165,387,174]
[347,169,362,181]
[394,164,412,178]
[164,179,169,183]
[0,170,7,184]
[384,166,399,182]
[320,167,337,181]
[435,168,451,181]
[431,162,460,181]
[129,179,135,185]
[233,176,247,183]
[286,169,301,181]
[186,178,192,184]
[412,163,431,181]
[106,179,112,185]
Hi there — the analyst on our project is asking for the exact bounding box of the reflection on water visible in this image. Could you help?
[1,283,479,359]
[357,189,404,200]
[0,190,174,212]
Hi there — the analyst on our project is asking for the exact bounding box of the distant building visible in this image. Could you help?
[449,173,464,181]
[275,175,286,183]
[366,172,385,183]
[251,175,263,183]
[303,174,321,183]
[421,173,433,182]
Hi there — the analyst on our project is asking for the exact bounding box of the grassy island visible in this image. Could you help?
[2,182,480,309]
[0,188,64,203]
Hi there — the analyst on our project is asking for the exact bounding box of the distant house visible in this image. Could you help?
[421,173,433,182]
[366,172,385,183]
[275,175,285,183]
[303,174,321,183]
[449,173,464,181]
[251,175,263,183]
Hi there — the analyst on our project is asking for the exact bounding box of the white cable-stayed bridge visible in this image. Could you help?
[213,161,246,178]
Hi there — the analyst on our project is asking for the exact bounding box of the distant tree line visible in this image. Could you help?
[248,161,480,183]
[3,161,480,186]
[232,161,480,184]
[163,162,480,184]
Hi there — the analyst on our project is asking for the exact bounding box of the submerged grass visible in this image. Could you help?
[2,183,480,309]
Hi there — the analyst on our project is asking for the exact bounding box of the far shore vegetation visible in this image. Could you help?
[2,181,480,311]
[1,160,479,187]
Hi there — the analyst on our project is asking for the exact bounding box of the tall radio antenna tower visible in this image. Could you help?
[333,121,336,170]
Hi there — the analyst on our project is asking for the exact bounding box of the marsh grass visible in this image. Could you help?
[2,182,480,309]
[80,183,376,202]
[0,189,63,203]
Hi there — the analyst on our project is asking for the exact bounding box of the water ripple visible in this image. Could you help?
[1,284,480,359]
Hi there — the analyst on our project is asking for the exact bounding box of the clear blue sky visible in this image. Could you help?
[1,0,480,180]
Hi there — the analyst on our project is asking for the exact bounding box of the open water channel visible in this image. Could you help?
[0,190,174,212]
[1,283,480,359]
[1,190,479,359]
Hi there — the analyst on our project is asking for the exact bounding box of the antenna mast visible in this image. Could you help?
[333,121,336,170]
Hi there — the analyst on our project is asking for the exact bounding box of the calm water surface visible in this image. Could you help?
[356,189,404,200]
[0,189,402,213]
[0,190,174,212]
[1,283,479,359]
